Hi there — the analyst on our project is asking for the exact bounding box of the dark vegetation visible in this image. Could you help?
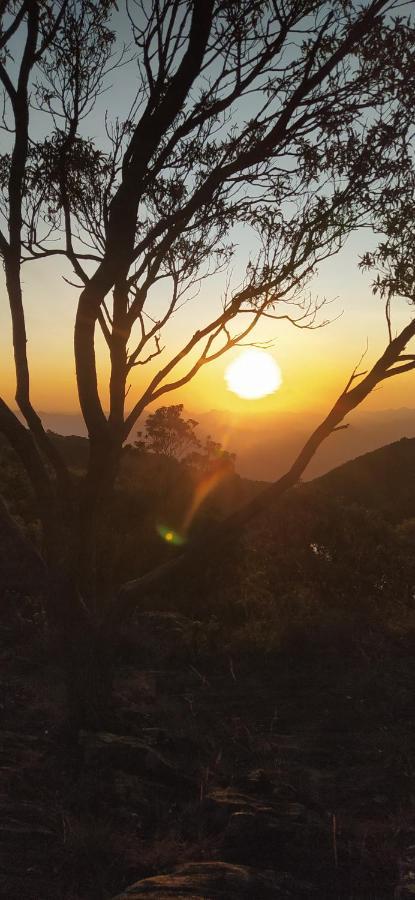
[2,432,415,898]
[0,415,262,587]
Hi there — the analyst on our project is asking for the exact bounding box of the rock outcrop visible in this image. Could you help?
[113,861,297,898]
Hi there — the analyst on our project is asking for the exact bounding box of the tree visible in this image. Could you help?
[135,404,200,458]
[135,405,236,476]
[186,434,236,476]
[1,0,415,725]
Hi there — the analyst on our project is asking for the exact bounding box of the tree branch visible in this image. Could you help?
[0,1,30,51]
[113,313,415,619]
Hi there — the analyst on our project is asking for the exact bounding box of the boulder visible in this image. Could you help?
[113,861,293,898]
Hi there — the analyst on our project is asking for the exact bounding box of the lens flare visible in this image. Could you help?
[156,524,186,546]
[182,462,230,533]
[156,453,234,548]
[225,349,282,399]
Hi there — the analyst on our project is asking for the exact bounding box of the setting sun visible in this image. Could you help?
[225,349,283,399]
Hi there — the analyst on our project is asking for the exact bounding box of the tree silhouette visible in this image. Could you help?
[186,435,236,476]
[135,404,200,458]
[1,0,415,724]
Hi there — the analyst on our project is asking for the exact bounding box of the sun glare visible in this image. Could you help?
[225,349,282,399]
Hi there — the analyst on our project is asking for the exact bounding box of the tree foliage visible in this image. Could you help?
[135,404,200,458]
[135,404,236,476]
[186,435,236,477]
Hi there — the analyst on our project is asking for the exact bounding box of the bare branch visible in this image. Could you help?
[0,1,30,51]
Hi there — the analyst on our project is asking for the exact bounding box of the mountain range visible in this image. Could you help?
[36,405,415,481]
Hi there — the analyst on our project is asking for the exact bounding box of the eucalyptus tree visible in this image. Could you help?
[135,404,200,459]
[1,0,415,723]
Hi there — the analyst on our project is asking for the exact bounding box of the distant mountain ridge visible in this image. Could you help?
[311,436,415,522]
[34,406,415,480]
[41,430,415,523]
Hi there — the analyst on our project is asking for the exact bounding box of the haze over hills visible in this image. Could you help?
[36,405,415,481]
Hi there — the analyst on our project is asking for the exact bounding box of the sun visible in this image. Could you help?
[225,349,282,399]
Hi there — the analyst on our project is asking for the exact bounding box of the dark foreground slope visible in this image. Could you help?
[2,436,415,898]
[2,593,415,899]
[311,435,415,521]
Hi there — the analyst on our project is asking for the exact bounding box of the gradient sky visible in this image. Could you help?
[2,227,415,427]
[2,7,415,436]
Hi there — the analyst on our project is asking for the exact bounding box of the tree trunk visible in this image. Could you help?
[50,569,115,731]
[63,623,115,731]
[54,441,122,730]
[77,435,121,604]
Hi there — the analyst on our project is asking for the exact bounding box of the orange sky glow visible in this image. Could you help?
[1,238,414,428]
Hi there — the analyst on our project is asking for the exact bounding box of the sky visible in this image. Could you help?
[1,3,415,478]
[1,225,414,417]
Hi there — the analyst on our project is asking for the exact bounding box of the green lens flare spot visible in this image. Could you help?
[157,524,186,546]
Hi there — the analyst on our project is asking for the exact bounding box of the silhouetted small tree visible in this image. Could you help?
[135,404,200,458]
[186,435,236,477]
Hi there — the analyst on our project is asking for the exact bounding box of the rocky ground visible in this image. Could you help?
[2,596,415,898]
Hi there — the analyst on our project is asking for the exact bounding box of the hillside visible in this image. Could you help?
[2,434,415,897]
[36,430,415,523]
[0,432,266,589]
[8,429,415,633]
[311,435,415,522]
